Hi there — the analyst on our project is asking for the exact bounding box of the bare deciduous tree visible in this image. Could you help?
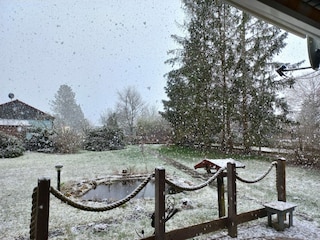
[116,86,145,136]
[285,72,320,151]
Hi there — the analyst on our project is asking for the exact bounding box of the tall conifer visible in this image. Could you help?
[162,0,291,151]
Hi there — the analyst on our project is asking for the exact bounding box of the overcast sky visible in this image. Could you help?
[0,0,311,125]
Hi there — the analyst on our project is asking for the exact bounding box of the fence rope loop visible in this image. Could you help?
[29,187,38,240]
[50,173,154,212]
[236,161,277,184]
[165,166,226,191]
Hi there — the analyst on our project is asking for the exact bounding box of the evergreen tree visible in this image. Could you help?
[162,70,193,145]
[100,109,119,129]
[163,0,233,147]
[232,12,289,152]
[162,0,291,152]
[106,112,119,129]
[50,84,89,132]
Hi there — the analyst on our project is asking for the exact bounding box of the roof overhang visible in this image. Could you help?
[222,0,320,69]
[222,0,320,40]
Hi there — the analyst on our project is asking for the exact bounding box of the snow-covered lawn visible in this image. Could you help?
[0,145,319,239]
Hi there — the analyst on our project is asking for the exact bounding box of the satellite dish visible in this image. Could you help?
[307,36,320,70]
[8,93,14,100]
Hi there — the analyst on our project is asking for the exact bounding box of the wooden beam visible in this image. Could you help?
[217,176,226,217]
[141,218,228,240]
[271,0,320,21]
[155,168,166,240]
[227,163,237,238]
[276,158,286,202]
[35,178,50,240]
[141,208,268,240]
[237,208,268,224]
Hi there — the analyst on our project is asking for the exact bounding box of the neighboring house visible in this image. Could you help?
[0,99,54,139]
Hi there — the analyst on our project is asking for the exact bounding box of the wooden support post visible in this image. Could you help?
[217,175,226,217]
[155,167,165,240]
[227,163,237,238]
[276,158,286,202]
[35,178,50,240]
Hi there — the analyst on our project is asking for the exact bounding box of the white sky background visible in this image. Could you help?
[0,0,185,125]
[0,0,311,125]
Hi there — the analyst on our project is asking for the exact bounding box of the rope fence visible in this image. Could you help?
[30,158,286,240]
[165,166,226,191]
[45,161,277,213]
[48,167,228,213]
[50,172,154,212]
[29,187,37,240]
[236,161,277,184]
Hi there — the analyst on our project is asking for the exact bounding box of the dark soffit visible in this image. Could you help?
[222,0,320,40]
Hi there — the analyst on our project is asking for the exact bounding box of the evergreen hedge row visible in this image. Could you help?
[84,127,125,151]
[0,131,25,158]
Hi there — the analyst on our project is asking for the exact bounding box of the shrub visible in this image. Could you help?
[25,128,55,153]
[52,128,82,154]
[84,127,125,151]
[0,131,25,158]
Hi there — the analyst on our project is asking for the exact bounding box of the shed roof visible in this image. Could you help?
[194,159,245,170]
[0,99,54,121]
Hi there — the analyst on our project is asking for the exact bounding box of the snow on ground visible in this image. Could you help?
[206,217,320,239]
[0,145,319,239]
[47,214,320,240]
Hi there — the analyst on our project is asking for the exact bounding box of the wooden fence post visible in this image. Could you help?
[227,162,237,238]
[217,175,226,217]
[276,158,286,202]
[155,167,165,240]
[35,178,50,240]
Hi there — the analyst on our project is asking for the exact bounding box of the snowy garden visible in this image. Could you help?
[1,1,320,239]
[0,145,319,239]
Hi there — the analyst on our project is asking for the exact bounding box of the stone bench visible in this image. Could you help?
[263,201,297,231]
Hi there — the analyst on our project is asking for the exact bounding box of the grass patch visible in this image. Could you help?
[159,145,272,162]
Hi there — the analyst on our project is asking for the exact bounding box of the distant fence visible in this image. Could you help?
[30,158,286,240]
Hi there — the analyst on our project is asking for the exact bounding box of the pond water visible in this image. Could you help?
[82,179,158,202]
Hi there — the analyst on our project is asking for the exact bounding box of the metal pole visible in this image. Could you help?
[55,165,63,191]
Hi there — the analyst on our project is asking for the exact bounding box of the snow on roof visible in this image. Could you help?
[0,119,31,126]
[194,158,245,170]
